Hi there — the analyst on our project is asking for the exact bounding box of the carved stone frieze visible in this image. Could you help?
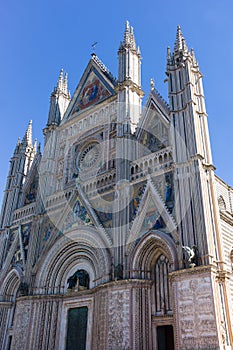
[107,289,130,350]
[11,300,32,349]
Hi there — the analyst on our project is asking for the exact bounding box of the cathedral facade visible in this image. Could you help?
[0,22,233,350]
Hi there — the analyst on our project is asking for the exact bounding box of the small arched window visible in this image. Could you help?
[154,254,172,315]
[218,196,226,212]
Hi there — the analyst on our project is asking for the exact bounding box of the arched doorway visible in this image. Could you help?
[152,253,174,350]
[129,230,178,350]
[0,269,21,350]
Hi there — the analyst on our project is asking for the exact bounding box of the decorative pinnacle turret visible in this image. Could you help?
[22,120,33,147]
[58,69,63,90]
[167,46,171,60]
[174,25,188,53]
[33,139,37,152]
[191,48,198,65]
[13,137,21,154]
[54,69,69,96]
[119,20,137,51]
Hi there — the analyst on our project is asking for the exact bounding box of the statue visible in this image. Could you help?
[150,78,155,91]
[18,282,29,296]
[114,264,123,280]
[67,274,78,289]
[67,270,89,290]
[182,245,198,267]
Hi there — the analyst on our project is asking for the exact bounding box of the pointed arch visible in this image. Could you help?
[129,230,178,278]
[0,268,21,298]
[129,230,178,316]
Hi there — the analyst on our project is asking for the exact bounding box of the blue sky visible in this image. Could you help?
[0,0,233,204]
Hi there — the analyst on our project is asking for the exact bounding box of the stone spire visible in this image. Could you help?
[13,137,21,154]
[118,20,142,84]
[0,120,36,227]
[117,21,144,128]
[63,72,69,96]
[57,69,63,90]
[119,20,137,52]
[174,25,188,53]
[22,120,33,147]
[55,69,70,97]
[167,24,215,268]
[45,69,71,130]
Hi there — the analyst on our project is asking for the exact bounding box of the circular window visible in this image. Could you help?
[77,142,100,170]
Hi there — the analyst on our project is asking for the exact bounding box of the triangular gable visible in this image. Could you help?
[0,223,31,282]
[63,196,94,231]
[127,178,177,245]
[24,169,39,205]
[22,154,41,205]
[137,91,169,135]
[63,56,116,122]
[42,185,112,250]
[135,94,170,156]
[0,231,19,282]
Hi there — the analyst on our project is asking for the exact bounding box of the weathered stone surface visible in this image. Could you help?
[11,300,32,350]
[171,268,220,349]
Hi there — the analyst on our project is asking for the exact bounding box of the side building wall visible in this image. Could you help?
[215,175,233,332]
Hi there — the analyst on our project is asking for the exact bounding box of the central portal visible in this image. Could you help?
[66,306,88,350]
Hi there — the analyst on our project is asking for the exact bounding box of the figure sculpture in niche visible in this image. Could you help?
[18,282,29,296]
[114,264,123,280]
[67,269,90,290]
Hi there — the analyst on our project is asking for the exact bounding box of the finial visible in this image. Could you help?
[191,48,197,64]
[122,20,136,50]
[150,78,155,91]
[58,69,64,90]
[33,139,37,152]
[91,41,98,54]
[54,69,70,96]
[130,26,136,50]
[14,137,21,153]
[63,72,69,95]
[182,38,188,52]
[37,142,41,154]
[167,46,171,59]
[22,120,33,147]
[174,25,188,53]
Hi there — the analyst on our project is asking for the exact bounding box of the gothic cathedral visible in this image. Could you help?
[0,22,233,350]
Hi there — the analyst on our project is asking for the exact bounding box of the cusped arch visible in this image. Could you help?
[0,268,22,297]
[34,227,112,292]
[129,230,178,279]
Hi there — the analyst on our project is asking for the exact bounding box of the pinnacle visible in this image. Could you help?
[58,69,63,89]
[22,120,33,147]
[174,25,188,53]
[120,20,137,51]
[55,69,69,96]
